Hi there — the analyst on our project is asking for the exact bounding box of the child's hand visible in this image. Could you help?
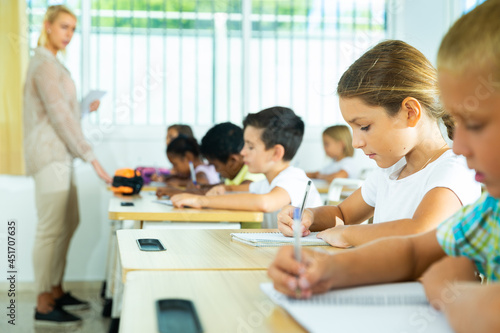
[170,193,205,208]
[277,206,313,237]
[306,171,319,179]
[421,256,479,310]
[151,174,165,182]
[156,186,177,198]
[267,246,336,298]
[185,181,200,190]
[206,185,225,196]
[316,217,351,248]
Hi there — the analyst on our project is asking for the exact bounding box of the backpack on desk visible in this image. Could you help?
[111,168,144,195]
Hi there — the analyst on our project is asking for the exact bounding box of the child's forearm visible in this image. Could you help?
[308,206,343,231]
[341,218,430,247]
[319,170,348,183]
[442,284,500,333]
[327,234,437,288]
[225,184,250,192]
[201,193,277,212]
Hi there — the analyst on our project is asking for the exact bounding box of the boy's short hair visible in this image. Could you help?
[438,0,500,86]
[243,106,304,161]
[166,135,200,158]
[201,122,244,163]
[167,124,194,138]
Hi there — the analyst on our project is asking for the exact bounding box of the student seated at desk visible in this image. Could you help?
[278,40,481,247]
[157,135,220,195]
[200,122,265,195]
[269,3,500,331]
[171,106,323,228]
[151,124,195,183]
[306,125,361,182]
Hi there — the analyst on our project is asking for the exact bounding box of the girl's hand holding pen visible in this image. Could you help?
[278,205,313,237]
[267,246,336,299]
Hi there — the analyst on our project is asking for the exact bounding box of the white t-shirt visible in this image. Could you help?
[249,166,323,228]
[361,150,481,224]
[195,164,220,185]
[320,156,361,179]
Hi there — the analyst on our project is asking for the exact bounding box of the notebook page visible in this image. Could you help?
[153,199,173,206]
[260,282,453,333]
[230,232,328,247]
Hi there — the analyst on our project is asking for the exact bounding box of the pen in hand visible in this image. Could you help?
[293,207,302,297]
[189,161,197,186]
[294,180,311,297]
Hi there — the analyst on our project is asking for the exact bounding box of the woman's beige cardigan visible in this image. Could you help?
[23,47,95,176]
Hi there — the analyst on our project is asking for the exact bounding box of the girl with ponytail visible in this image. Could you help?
[278,40,481,248]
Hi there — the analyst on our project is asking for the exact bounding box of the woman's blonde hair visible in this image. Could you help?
[37,5,77,47]
[323,125,354,158]
[337,40,454,140]
[438,0,500,89]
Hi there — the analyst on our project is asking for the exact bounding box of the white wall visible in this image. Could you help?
[0,0,465,284]
[388,0,462,66]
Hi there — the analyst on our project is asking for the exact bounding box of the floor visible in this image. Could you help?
[1,284,111,333]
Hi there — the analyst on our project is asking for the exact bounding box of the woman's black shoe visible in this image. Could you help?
[34,305,82,326]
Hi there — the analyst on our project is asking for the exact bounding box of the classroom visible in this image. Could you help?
[1,0,499,332]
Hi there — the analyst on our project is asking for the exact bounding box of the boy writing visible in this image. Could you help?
[171,106,323,228]
[268,1,500,332]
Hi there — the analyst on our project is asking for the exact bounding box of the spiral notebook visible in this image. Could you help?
[260,282,453,333]
[230,232,328,247]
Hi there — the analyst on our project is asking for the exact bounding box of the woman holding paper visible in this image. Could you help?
[23,5,111,326]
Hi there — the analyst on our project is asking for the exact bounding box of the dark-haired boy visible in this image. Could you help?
[172,106,323,228]
[201,122,265,195]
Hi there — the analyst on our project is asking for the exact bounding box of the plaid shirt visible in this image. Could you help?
[437,192,500,281]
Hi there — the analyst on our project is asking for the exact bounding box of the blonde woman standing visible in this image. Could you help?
[23,5,111,325]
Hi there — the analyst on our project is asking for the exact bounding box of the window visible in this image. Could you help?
[463,0,487,13]
[27,0,388,127]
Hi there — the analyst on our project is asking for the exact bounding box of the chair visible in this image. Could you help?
[326,178,364,206]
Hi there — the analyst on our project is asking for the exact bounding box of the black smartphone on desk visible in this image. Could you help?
[156,299,202,333]
[121,202,134,206]
[136,238,166,251]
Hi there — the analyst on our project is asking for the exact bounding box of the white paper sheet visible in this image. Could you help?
[81,90,107,117]
[230,232,328,247]
[153,199,173,206]
[260,282,454,333]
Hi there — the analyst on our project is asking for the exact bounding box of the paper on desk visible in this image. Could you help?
[260,282,453,333]
[81,90,107,117]
[230,232,328,247]
[153,199,173,206]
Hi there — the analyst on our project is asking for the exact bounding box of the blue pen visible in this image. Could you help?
[293,207,302,263]
[293,207,302,297]
[189,161,197,185]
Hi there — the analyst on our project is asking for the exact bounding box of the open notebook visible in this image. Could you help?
[230,232,328,247]
[261,282,453,333]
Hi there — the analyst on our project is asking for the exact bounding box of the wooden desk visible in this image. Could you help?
[108,194,263,225]
[117,229,278,281]
[106,197,262,320]
[113,229,340,322]
[120,270,306,333]
[117,229,340,280]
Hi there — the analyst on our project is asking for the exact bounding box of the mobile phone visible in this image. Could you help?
[136,238,166,251]
[121,202,134,206]
[156,299,202,333]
